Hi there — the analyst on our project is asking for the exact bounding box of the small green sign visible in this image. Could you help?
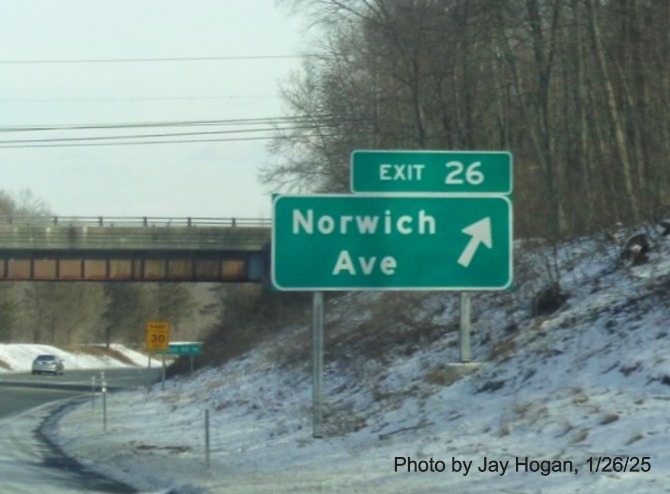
[272,194,512,291]
[155,342,203,355]
[351,150,512,194]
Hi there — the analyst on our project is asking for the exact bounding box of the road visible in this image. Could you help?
[0,368,160,493]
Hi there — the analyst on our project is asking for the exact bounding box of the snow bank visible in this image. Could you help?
[47,233,670,493]
[0,343,148,373]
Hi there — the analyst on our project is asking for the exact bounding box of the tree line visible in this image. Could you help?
[1,276,198,347]
[0,191,199,346]
[264,0,670,239]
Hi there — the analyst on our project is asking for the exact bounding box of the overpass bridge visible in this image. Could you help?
[0,216,271,283]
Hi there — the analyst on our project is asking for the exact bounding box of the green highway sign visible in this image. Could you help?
[351,150,512,194]
[272,194,512,291]
[155,342,203,356]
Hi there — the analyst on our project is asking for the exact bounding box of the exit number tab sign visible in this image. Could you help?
[272,194,512,291]
[351,150,512,195]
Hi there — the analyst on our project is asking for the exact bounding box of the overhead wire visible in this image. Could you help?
[0,54,364,149]
[0,54,308,64]
[0,52,348,147]
[0,136,307,148]
[0,115,343,133]
[0,114,370,148]
[0,53,352,147]
[0,95,278,103]
[0,125,325,145]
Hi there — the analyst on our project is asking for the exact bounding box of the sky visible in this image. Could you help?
[0,0,307,219]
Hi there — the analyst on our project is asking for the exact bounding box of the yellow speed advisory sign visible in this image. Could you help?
[146,321,170,351]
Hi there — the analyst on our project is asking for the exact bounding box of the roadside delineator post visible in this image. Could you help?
[101,371,108,432]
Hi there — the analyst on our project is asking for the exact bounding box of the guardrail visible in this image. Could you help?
[0,216,272,228]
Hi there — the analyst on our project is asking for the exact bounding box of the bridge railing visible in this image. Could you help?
[0,216,271,228]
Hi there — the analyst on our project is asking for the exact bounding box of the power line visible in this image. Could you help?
[0,125,328,145]
[0,134,339,149]
[0,113,370,148]
[0,115,343,133]
[0,54,307,65]
[0,95,278,103]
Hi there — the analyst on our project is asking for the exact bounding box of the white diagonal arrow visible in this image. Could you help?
[458,217,492,268]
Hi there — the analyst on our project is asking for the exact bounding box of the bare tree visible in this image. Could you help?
[268,0,670,237]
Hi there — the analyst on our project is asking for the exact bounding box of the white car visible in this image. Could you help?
[31,354,65,375]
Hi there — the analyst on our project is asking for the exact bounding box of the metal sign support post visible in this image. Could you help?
[460,292,472,363]
[91,376,96,409]
[205,408,211,468]
[312,291,324,438]
[161,354,166,391]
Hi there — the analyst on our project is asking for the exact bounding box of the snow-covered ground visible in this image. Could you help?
[46,231,670,493]
[0,343,150,373]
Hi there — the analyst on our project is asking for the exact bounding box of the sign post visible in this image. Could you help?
[460,293,472,362]
[312,292,324,438]
[273,149,514,438]
[146,321,170,390]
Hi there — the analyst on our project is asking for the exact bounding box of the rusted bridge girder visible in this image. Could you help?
[0,216,271,283]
